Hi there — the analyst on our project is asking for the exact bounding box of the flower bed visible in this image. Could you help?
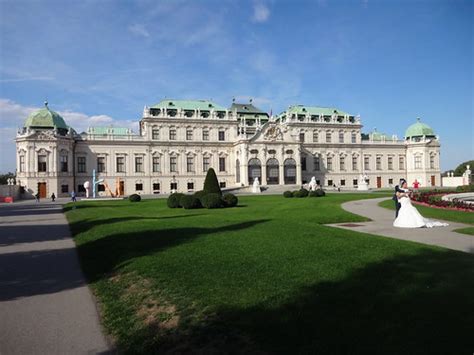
[411,191,474,212]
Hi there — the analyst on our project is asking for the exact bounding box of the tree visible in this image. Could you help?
[203,168,222,195]
[0,172,15,185]
[453,160,474,176]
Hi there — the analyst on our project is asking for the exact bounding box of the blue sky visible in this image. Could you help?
[0,0,472,172]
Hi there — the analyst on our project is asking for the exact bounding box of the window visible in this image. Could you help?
[170,182,178,190]
[388,178,394,185]
[19,155,25,172]
[152,157,160,173]
[220,182,226,188]
[78,184,86,193]
[153,183,160,191]
[203,157,210,172]
[352,156,358,171]
[60,155,68,172]
[61,184,69,193]
[301,156,307,171]
[353,179,358,186]
[170,156,177,172]
[202,129,209,141]
[187,156,194,172]
[218,130,225,141]
[186,128,193,141]
[77,157,86,173]
[169,128,176,140]
[219,157,226,172]
[339,131,344,143]
[399,156,405,170]
[299,132,305,142]
[415,155,422,169]
[313,131,319,143]
[326,131,332,143]
[116,157,125,173]
[135,156,143,173]
[97,184,105,192]
[376,156,382,170]
[135,183,143,191]
[313,156,320,171]
[327,156,333,171]
[152,128,159,140]
[38,155,47,172]
[351,132,357,143]
[340,179,346,186]
[430,155,435,169]
[97,157,106,173]
[187,182,194,191]
[388,156,393,170]
[328,179,333,186]
[340,156,345,171]
[364,156,370,170]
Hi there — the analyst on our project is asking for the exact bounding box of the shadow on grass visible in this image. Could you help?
[116,248,474,354]
[77,219,270,281]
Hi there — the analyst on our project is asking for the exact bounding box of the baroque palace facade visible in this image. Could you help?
[15,99,441,197]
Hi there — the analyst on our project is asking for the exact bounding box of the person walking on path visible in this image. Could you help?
[71,191,77,202]
[35,192,40,203]
[51,193,56,202]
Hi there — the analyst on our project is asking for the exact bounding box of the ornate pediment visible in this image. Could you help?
[262,122,286,141]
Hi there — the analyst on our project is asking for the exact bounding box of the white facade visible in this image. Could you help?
[15,101,442,197]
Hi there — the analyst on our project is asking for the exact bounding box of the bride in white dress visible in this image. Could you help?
[393,183,449,228]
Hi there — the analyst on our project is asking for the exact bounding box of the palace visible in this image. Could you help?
[15,99,441,198]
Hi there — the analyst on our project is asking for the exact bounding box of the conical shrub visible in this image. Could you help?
[203,168,222,195]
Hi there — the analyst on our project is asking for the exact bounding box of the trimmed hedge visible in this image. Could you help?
[180,195,201,209]
[283,191,293,198]
[308,190,318,197]
[203,168,222,196]
[128,194,141,202]
[201,193,223,209]
[222,193,238,207]
[167,193,184,208]
[299,188,309,197]
[456,184,474,192]
[315,189,326,197]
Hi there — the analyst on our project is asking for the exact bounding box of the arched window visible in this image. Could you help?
[248,158,261,185]
[284,158,296,184]
[266,158,279,185]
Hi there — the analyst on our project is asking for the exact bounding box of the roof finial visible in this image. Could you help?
[416,117,421,122]
[249,98,253,103]
[44,100,48,108]
[232,97,235,103]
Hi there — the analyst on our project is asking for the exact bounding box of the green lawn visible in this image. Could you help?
[378,199,474,235]
[65,194,474,354]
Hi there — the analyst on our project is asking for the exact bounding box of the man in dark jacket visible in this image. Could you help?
[393,179,406,218]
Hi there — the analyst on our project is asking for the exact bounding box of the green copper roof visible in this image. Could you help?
[24,103,68,130]
[152,99,227,111]
[405,118,436,138]
[88,127,132,135]
[286,105,352,116]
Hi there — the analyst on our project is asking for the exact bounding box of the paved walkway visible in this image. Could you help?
[0,201,112,354]
[327,197,474,254]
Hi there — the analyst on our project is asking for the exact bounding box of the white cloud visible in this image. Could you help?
[0,98,137,172]
[128,23,150,38]
[252,1,270,23]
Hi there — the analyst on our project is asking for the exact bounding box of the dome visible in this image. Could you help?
[405,118,435,139]
[24,102,68,130]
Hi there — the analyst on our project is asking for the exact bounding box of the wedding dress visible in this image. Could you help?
[393,195,449,228]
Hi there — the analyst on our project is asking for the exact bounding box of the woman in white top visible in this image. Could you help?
[393,181,448,228]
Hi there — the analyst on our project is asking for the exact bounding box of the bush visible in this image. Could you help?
[456,184,474,193]
[299,188,309,197]
[292,190,303,198]
[308,190,318,197]
[194,190,207,201]
[180,195,201,209]
[128,194,141,202]
[315,189,326,197]
[222,193,238,207]
[283,191,293,198]
[203,168,222,196]
[201,193,223,209]
[167,193,184,208]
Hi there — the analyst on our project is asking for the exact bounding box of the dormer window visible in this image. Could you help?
[168,109,177,117]
[201,111,210,118]
[184,110,194,118]
[208,103,213,108]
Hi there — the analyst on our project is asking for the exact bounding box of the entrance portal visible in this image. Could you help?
[248,158,262,185]
[284,158,297,184]
[266,158,279,185]
[38,182,47,198]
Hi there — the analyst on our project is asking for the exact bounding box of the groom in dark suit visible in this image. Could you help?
[393,179,406,218]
